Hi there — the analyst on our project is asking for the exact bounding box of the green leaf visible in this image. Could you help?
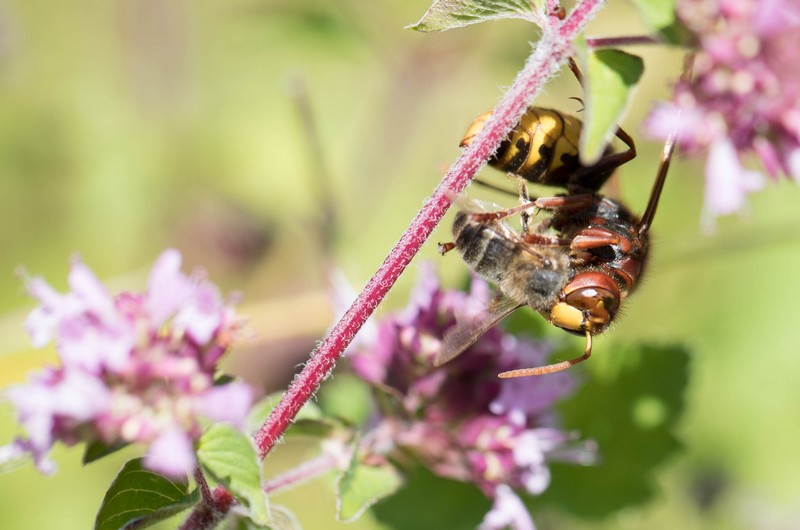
[83,439,129,465]
[372,465,490,529]
[628,0,689,44]
[580,49,644,165]
[318,371,374,426]
[247,393,323,433]
[247,392,339,439]
[628,0,675,30]
[289,418,340,438]
[537,343,690,517]
[269,505,302,530]
[197,424,270,526]
[94,458,199,530]
[408,0,544,33]
[336,449,404,522]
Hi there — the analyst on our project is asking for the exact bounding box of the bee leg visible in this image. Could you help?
[574,125,637,184]
[468,194,591,225]
[522,233,572,247]
[438,242,456,255]
[516,175,532,234]
[497,331,593,378]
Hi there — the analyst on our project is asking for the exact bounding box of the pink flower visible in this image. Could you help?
[2,250,254,478]
[349,267,594,526]
[646,0,800,221]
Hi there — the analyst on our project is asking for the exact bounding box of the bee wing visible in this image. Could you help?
[453,193,557,267]
[448,190,506,214]
[435,296,524,367]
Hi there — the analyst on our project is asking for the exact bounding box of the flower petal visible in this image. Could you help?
[195,381,255,427]
[147,249,193,328]
[703,139,765,217]
[479,485,535,530]
[144,427,196,479]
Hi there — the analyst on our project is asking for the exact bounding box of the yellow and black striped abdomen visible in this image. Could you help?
[461,107,609,190]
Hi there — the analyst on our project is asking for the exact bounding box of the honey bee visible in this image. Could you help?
[437,129,676,377]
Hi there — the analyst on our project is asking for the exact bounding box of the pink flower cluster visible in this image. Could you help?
[2,250,254,478]
[646,0,800,223]
[349,267,593,529]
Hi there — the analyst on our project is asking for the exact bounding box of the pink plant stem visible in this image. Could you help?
[263,453,340,494]
[178,486,234,530]
[587,35,660,48]
[253,0,606,461]
[182,2,606,528]
[194,467,213,504]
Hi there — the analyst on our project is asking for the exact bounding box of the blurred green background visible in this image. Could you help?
[1,1,800,528]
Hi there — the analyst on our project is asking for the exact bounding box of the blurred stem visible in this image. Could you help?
[178,485,234,530]
[586,35,660,48]
[287,74,338,255]
[194,467,213,504]
[263,453,340,495]
[253,0,606,459]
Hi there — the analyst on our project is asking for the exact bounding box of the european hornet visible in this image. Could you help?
[437,60,684,377]
[460,106,636,194]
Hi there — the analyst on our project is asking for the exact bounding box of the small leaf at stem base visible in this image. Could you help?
[336,446,404,522]
[408,0,545,32]
[197,424,271,526]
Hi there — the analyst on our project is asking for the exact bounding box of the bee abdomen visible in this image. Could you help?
[452,212,517,284]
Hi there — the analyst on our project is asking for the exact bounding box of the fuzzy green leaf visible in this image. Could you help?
[336,452,404,522]
[580,49,644,165]
[538,343,690,517]
[197,424,270,526]
[408,0,544,32]
[94,458,198,530]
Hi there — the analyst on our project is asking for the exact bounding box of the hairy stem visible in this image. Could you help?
[253,0,607,460]
[182,1,607,526]
[194,467,213,504]
[178,486,234,530]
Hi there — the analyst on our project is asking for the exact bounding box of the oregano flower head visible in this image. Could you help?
[349,267,595,527]
[2,250,254,478]
[647,0,800,223]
